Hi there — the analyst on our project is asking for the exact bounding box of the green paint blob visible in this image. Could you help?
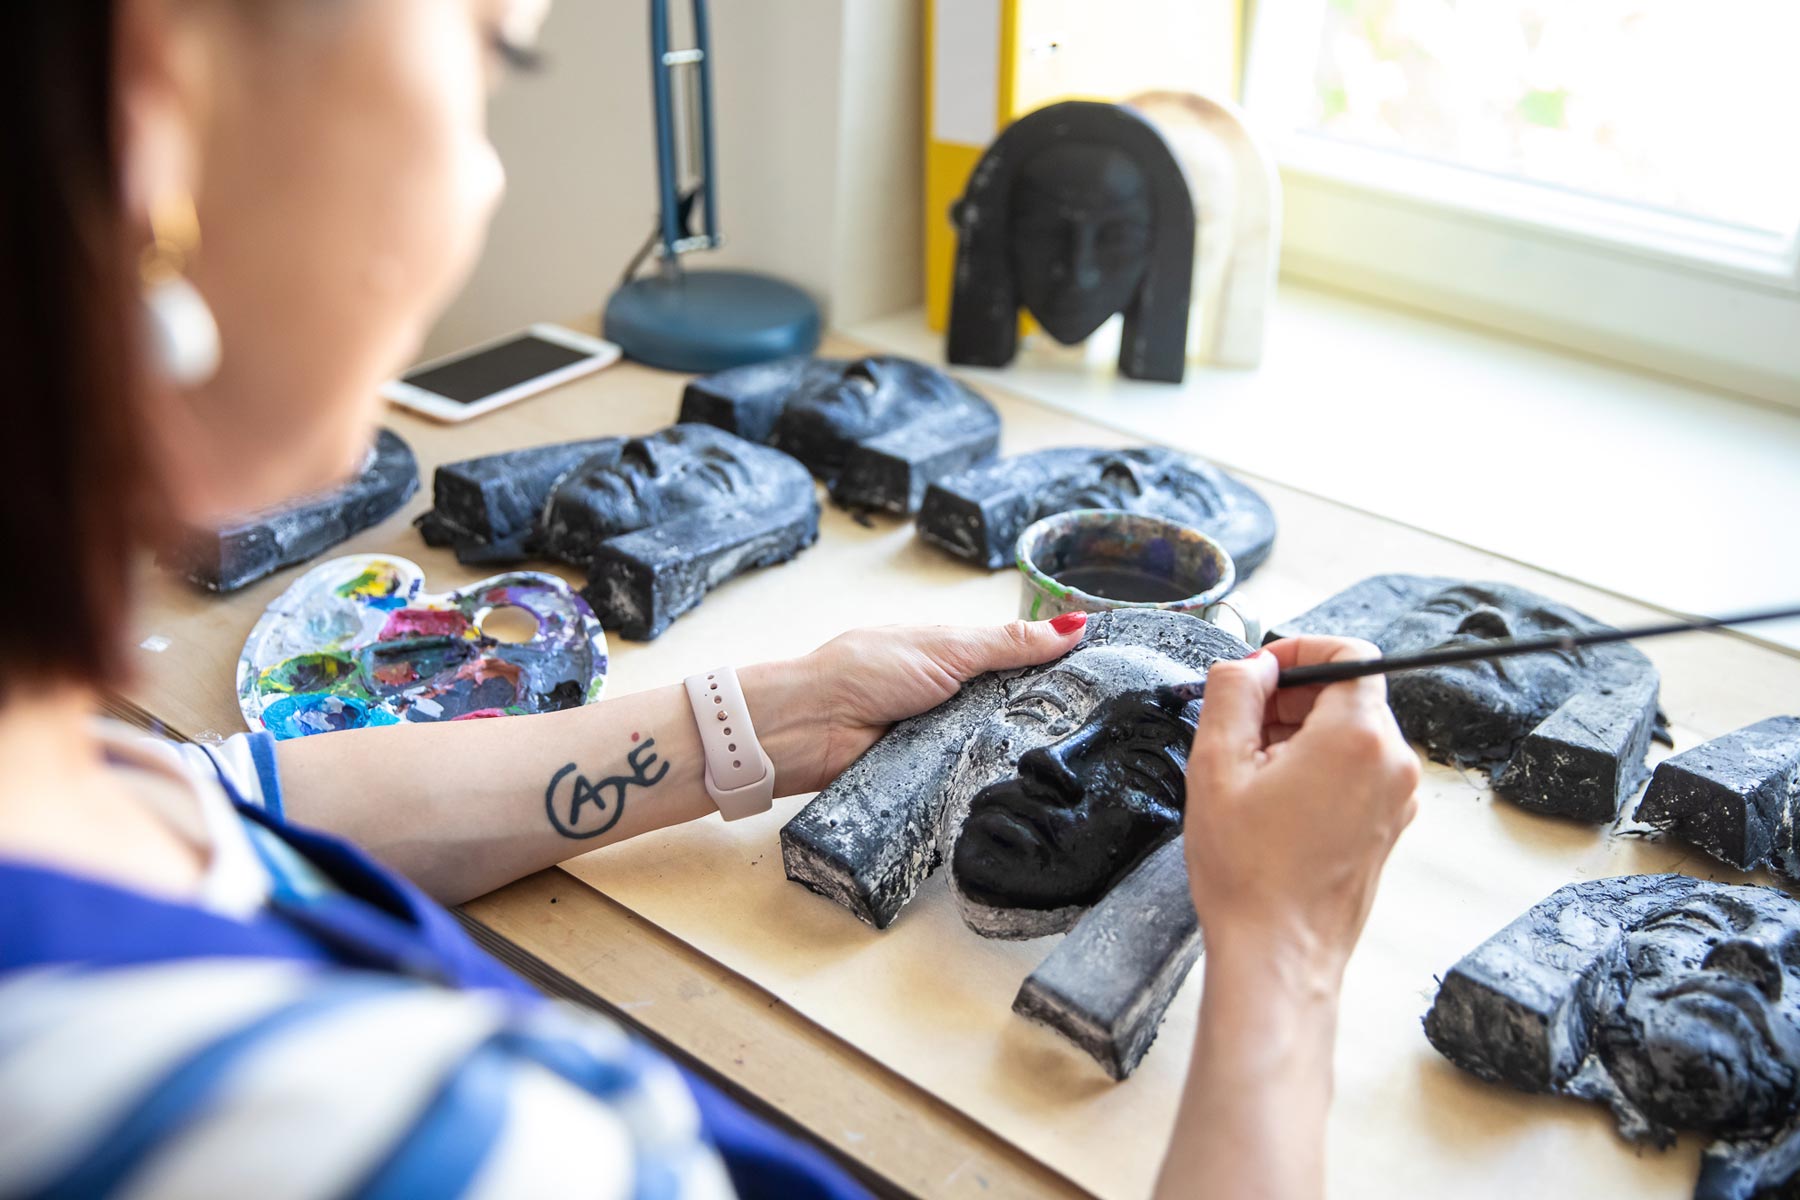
[259,652,366,698]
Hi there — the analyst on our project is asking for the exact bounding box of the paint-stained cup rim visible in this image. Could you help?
[1015,508,1237,617]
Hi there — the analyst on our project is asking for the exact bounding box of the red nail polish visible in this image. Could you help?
[1050,611,1088,634]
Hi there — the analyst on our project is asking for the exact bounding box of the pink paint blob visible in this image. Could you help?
[378,608,472,641]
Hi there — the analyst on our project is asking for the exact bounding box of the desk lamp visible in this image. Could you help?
[603,0,821,372]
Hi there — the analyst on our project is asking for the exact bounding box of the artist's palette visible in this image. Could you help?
[237,555,607,740]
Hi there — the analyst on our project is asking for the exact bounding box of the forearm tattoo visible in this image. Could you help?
[545,733,670,839]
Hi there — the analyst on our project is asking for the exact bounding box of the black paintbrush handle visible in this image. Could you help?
[1159,602,1800,703]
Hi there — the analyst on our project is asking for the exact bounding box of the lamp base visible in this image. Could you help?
[603,269,821,373]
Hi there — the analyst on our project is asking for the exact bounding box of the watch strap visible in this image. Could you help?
[683,667,775,820]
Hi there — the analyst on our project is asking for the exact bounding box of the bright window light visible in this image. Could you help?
[1302,0,1800,236]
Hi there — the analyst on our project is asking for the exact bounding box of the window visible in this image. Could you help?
[1244,0,1800,406]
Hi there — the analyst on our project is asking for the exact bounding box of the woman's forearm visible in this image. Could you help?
[1155,931,1343,1200]
[273,659,820,904]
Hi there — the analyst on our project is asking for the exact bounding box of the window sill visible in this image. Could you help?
[846,283,1800,652]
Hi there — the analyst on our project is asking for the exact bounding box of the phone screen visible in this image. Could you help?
[403,335,594,404]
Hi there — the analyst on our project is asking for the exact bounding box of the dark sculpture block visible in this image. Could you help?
[1271,575,1664,821]
[163,428,418,592]
[416,425,819,640]
[1494,676,1661,823]
[418,437,617,563]
[948,100,1195,383]
[679,354,1000,513]
[1425,874,1800,1200]
[1636,716,1800,873]
[917,445,1277,577]
[1013,836,1200,1080]
[783,609,1244,1079]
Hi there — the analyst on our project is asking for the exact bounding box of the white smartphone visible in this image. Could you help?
[382,324,621,423]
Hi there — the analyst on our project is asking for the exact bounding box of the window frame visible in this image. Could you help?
[1241,0,1800,408]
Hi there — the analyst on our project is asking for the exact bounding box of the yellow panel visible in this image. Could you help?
[924,142,986,332]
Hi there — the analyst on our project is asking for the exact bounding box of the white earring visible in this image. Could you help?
[139,191,220,388]
[142,272,221,388]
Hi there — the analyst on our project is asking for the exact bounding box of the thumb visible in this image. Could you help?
[932,613,1089,681]
[1194,650,1279,765]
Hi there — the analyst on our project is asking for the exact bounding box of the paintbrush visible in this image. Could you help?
[1156,602,1800,704]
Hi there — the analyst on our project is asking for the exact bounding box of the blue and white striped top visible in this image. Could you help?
[0,729,864,1200]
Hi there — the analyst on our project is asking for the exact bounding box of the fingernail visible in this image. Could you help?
[1050,611,1088,635]
[1249,648,1273,662]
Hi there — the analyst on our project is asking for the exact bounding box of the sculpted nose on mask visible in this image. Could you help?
[1067,224,1103,291]
[1704,939,1785,1001]
[1018,741,1085,807]
[1455,606,1514,641]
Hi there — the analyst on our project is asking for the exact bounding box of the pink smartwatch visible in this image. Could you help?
[683,667,776,820]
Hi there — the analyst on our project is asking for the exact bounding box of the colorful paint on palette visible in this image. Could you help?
[238,555,608,741]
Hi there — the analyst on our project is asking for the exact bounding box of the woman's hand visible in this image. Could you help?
[1183,635,1421,977]
[745,613,1089,795]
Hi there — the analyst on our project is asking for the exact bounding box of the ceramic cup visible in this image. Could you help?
[1015,509,1260,643]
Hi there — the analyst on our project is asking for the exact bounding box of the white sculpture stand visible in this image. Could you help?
[1129,91,1281,369]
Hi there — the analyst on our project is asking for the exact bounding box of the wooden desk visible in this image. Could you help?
[120,335,1800,1200]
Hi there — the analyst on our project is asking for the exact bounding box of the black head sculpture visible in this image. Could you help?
[918,445,1277,576]
[679,354,1000,513]
[162,428,419,593]
[1426,874,1800,1199]
[948,100,1195,383]
[1269,574,1664,821]
[416,424,817,640]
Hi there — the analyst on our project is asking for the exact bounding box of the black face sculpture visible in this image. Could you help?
[948,100,1195,384]
[540,425,762,553]
[1270,574,1662,821]
[918,445,1278,575]
[1009,144,1155,345]
[1376,583,1603,766]
[953,692,1197,912]
[772,357,981,476]
[1426,875,1800,1198]
[679,354,1000,513]
[165,428,419,593]
[416,425,818,641]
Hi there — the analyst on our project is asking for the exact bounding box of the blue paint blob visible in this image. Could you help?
[262,693,383,739]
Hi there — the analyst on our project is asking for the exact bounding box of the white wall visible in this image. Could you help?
[426,1,922,359]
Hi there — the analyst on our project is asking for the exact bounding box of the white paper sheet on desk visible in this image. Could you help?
[556,478,1797,1200]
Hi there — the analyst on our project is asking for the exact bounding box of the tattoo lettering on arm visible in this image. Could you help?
[545,736,672,839]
